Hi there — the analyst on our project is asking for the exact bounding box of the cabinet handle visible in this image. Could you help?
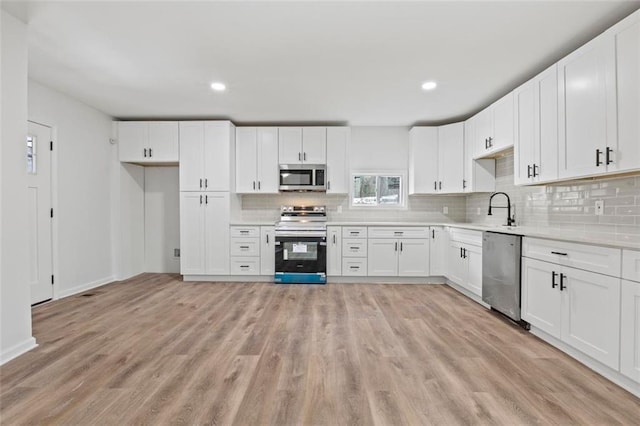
[303,152,307,161]
[551,251,568,256]
[328,181,331,190]
[462,179,466,189]
[533,164,539,177]
[394,231,403,235]
[434,181,437,191]
[240,246,249,249]
[298,152,301,161]
[144,148,148,157]
[200,178,203,189]
[350,266,359,270]
[606,147,613,165]
[400,242,403,252]
[527,165,532,178]
[350,246,359,250]
[350,232,359,236]
[439,181,442,190]
[199,195,202,205]
[258,181,261,190]
[205,195,208,204]
[463,248,467,258]
[552,271,558,288]
[395,242,398,251]
[485,138,488,149]
[240,265,249,269]
[333,235,336,244]
[460,247,463,258]
[149,148,152,157]
[488,137,493,148]
[266,234,269,244]
[432,229,435,239]
[204,179,208,189]
[560,273,566,291]
[240,230,249,234]
[596,149,603,166]
[253,181,256,190]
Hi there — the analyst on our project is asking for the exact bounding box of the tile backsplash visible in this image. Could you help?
[466,153,640,244]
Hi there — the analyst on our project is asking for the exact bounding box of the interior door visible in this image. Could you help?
[27,121,53,305]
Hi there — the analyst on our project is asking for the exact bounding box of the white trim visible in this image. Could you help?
[183,275,274,282]
[56,276,115,299]
[329,276,445,284]
[530,326,640,398]
[0,337,37,365]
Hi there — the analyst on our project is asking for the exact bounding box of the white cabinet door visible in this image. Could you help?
[491,92,514,153]
[558,36,615,179]
[148,122,179,162]
[611,13,640,173]
[326,127,350,193]
[278,127,303,164]
[398,239,430,277]
[204,121,232,191]
[179,122,204,191]
[235,127,258,193]
[535,64,559,184]
[429,227,447,276]
[465,244,483,296]
[621,279,640,383]
[521,258,562,338]
[302,127,326,164]
[514,80,536,185]
[327,226,342,276]
[260,226,275,275]
[475,108,493,155]
[447,241,467,286]
[118,122,147,162]
[204,192,230,275]
[409,127,438,194]
[180,192,205,274]
[367,239,398,276]
[561,267,620,369]
[438,123,464,193]
[257,127,279,193]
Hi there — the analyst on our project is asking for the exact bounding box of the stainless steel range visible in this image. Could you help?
[274,206,327,284]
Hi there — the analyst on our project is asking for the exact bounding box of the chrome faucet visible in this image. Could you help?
[488,192,516,226]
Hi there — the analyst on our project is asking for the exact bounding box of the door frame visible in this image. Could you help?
[27,119,59,301]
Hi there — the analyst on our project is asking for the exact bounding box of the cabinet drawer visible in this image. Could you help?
[448,228,483,246]
[343,227,367,238]
[523,237,621,276]
[623,250,640,282]
[342,239,367,257]
[230,226,260,238]
[230,238,260,257]
[342,258,367,276]
[367,227,429,239]
[230,257,260,275]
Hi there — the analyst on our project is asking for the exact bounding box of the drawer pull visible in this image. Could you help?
[350,231,359,236]
[240,246,250,249]
[240,265,250,268]
[394,231,403,235]
[350,246,359,250]
[551,251,568,256]
[350,266,359,269]
[240,230,250,234]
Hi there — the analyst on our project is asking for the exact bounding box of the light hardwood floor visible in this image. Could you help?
[1,273,639,424]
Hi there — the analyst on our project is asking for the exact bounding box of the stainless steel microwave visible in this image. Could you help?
[279,164,326,192]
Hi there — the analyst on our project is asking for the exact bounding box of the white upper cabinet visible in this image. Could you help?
[463,120,495,193]
[558,35,615,179]
[514,64,559,185]
[326,127,350,194]
[474,92,515,158]
[118,121,179,164]
[179,121,235,192]
[438,123,465,193]
[278,127,326,164]
[236,127,279,194]
[609,11,640,174]
[408,127,438,194]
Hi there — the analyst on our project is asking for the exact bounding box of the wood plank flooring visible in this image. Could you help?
[1,273,639,424]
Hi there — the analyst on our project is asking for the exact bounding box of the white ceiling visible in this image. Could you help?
[4,1,640,126]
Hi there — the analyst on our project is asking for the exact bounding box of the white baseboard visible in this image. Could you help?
[329,276,446,284]
[530,327,640,398]
[1,337,37,365]
[183,275,273,282]
[56,275,115,299]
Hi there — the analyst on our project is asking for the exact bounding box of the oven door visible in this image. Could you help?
[275,236,327,275]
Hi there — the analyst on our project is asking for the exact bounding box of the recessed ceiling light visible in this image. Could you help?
[210,82,226,91]
[421,81,437,91]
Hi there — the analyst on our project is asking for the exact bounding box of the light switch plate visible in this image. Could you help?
[595,200,604,216]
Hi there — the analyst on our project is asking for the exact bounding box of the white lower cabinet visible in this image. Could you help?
[180,192,230,275]
[522,257,621,370]
[260,226,275,276]
[447,229,483,296]
[621,279,640,383]
[367,227,430,277]
[429,227,447,276]
[327,226,342,276]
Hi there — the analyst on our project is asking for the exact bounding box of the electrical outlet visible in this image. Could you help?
[174,248,180,258]
[443,206,449,215]
[477,207,481,215]
[595,200,604,216]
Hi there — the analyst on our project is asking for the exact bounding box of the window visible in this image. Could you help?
[351,173,404,207]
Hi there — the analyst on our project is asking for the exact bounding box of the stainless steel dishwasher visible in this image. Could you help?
[482,231,527,326]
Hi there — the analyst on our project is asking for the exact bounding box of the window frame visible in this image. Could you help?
[349,170,407,209]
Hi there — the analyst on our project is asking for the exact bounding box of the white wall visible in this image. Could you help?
[116,163,145,280]
[144,167,180,273]
[350,126,410,171]
[1,11,36,364]
[28,80,115,298]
